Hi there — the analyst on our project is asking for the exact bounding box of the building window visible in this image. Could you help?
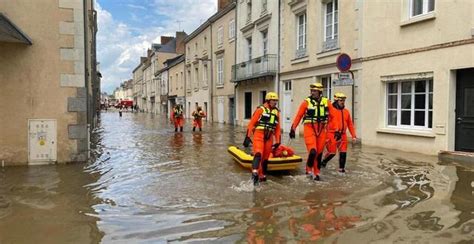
[203,36,207,46]
[284,81,292,91]
[262,31,268,55]
[247,38,252,60]
[321,76,332,98]
[262,0,267,13]
[386,79,433,129]
[245,92,252,119]
[410,0,435,18]
[195,42,198,51]
[323,0,338,51]
[247,1,252,23]
[229,19,235,39]
[180,72,184,89]
[217,26,224,45]
[176,74,178,90]
[217,57,224,86]
[187,70,191,90]
[203,64,208,87]
[170,76,173,91]
[194,67,199,89]
[260,90,267,104]
[296,12,307,58]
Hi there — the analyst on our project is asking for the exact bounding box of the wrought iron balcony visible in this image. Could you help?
[232,54,277,82]
[323,38,338,51]
[295,48,307,59]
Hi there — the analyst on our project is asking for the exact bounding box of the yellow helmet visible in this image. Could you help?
[334,92,347,100]
[265,92,279,101]
[310,83,324,91]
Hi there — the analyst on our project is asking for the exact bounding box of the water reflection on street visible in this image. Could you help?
[0,111,472,243]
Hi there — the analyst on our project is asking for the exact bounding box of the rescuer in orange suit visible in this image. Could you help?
[192,106,206,132]
[321,92,357,173]
[289,83,329,181]
[243,92,281,186]
[170,104,185,132]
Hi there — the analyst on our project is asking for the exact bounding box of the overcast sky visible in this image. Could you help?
[97,0,218,94]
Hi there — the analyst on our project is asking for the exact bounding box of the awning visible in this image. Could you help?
[0,13,32,45]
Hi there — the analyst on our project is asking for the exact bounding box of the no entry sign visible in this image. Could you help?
[336,53,352,72]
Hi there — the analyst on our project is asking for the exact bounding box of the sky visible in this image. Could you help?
[96,0,218,94]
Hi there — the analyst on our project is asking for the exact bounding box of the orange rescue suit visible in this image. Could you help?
[192,110,206,128]
[247,103,281,177]
[326,102,356,153]
[171,109,185,128]
[291,97,329,176]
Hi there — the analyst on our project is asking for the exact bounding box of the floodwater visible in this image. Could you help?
[0,111,473,243]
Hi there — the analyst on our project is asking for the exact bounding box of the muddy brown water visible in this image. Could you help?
[0,112,472,243]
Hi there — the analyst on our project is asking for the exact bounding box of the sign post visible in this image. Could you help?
[335,53,355,123]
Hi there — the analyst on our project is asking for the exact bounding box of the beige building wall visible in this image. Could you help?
[212,6,236,124]
[235,0,280,127]
[185,25,212,119]
[168,59,185,100]
[279,0,361,134]
[359,0,474,155]
[132,62,144,111]
[0,0,95,165]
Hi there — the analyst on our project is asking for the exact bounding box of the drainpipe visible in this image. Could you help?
[209,24,214,123]
[277,0,281,108]
[233,2,238,126]
[83,0,90,158]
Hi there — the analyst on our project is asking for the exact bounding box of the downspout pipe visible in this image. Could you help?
[209,24,214,123]
[233,1,238,126]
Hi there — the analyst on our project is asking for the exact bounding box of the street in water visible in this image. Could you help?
[0,111,472,243]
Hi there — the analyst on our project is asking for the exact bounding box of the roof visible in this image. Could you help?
[157,38,176,53]
[184,1,236,43]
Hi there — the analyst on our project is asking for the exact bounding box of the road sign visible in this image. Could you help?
[336,53,352,72]
[333,72,354,86]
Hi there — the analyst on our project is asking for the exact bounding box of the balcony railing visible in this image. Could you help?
[323,38,338,51]
[295,48,307,59]
[232,54,277,82]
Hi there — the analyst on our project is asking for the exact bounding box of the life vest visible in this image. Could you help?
[193,111,204,119]
[303,96,328,124]
[256,105,279,131]
[174,107,183,118]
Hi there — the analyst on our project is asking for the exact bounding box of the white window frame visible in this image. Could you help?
[296,12,307,55]
[321,76,332,98]
[175,74,179,90]
[247,38,252,60]
[247,2,252,23]
[228,19,235,39]
[409,0,435,18]
[323,0,338,51]
[386,79,433,130]
[217,26,224,45]
[262,30,268,56]
[324,0,338,41]
[203,64,208,87]
[216,57,224,87]
[194,67,199,89]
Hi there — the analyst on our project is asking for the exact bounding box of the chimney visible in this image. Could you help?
[160,36,173,45]
[218,0,232,11]
[175,31,187,54]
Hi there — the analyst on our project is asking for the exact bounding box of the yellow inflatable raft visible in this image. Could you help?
[227,146,302,171]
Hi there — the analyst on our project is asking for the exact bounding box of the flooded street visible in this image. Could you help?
[1,111,473,243]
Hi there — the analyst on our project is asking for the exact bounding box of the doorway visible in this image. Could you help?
[455,68,474,152]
